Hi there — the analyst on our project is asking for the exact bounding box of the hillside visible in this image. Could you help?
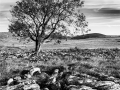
[0,32,119,41]
[0,32,13,40]
[71,33,107,39]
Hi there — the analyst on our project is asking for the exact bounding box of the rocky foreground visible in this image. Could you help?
[1,47,120,90]
[1,65,120,90]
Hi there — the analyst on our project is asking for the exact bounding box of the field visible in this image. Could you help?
[1,37,120,90]
[1,37,120,49]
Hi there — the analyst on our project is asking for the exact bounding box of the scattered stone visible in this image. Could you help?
[42,88,49,90]
[7,78,14,86]
[110,83,120,90]
[30,67,41,76]
[2,63,120,90]
[6,85,18,90]
[68,85,96,90]
[80,85,96,90]
[95,81,116,90]
[106,76,116,81]
[23,84,40,90]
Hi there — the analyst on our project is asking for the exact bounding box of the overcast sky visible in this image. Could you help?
[0,0,120,35]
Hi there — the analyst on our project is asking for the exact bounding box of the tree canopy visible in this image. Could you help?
[9,0,89,55]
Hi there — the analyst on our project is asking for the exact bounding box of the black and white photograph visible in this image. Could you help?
[0,0,120,90]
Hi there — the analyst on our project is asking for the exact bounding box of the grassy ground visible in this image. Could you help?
[1,37,120,50]
[1,37,120,88]
[0,47,120,79]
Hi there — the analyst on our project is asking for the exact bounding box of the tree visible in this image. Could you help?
[9,0,89,55]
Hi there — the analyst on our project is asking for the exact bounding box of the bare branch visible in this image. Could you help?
[28,30,36,41]
[44,17,61,40]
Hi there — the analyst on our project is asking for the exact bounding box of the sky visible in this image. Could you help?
[0,0,120,35]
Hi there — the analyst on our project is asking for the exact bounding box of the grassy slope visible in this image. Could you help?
[1,47,120,80]
[0,32,120,49]
[0,33,120,89]
[71,33,107,39]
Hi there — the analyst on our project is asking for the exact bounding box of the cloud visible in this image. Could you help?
[0,0,17,22]
[0,0,120,34]
[0,0,18,4]
[0,0,18,32]
[0,11,10,18]
[97,8,120,14]
[84,0,120,9]
[0,2,15,11]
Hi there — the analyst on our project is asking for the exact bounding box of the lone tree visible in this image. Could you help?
[9,0,89,55]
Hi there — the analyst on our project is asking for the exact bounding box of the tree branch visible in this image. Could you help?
[44,18,60,40]
[28,30,36,41]
[29,15,38,28]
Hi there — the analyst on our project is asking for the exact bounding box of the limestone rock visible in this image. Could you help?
[68,85,96,90]
[95,81,117,90]
[23,84,40,90]
[80,85,96,90]
[109,83,120,90]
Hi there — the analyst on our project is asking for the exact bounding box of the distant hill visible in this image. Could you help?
[0,32,13,40]
[0,32,119,41]
[71,33,107,39]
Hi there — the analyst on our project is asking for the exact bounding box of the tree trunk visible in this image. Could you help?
[36,43,42,56]
[35,40,38,52]
[35,39,43,56]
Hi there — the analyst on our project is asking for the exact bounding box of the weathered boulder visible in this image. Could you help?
[30,67,41,76]
[47,82,61,90]
[109,83,120,90]
[95,81,115,87]
[80,85,96,90]
[66,75,80,85]
[23,84,40,90]
[94,81,120,90]
[83,78,97,87]
[106,76,118,82]
[7,78,14,86]
[33,72,50,83]
[42,88,49,90]
[6,85,19,90]
[68,85,96,90]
